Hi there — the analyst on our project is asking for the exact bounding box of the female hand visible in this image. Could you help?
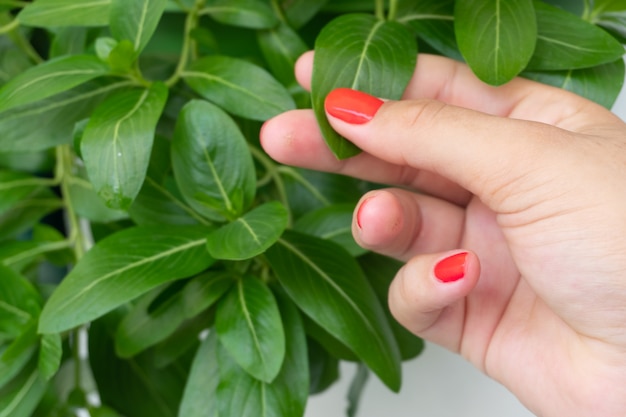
[260,52,626,417]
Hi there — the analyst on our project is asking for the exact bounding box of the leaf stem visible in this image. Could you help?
[248,145,291,225]
[375,0,385,20]
[165,0,203,87]
[0,18,18,35]
[270,0,288,24]
[387,0,398,21]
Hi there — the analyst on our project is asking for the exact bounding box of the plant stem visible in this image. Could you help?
[165,0,203,87]
[387,0,398,21]
[375,0,385,20]
[0,18,18,35]
[248,145,292,224]
[270,0,288,24]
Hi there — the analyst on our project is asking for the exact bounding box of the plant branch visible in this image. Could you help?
[165,0,203,87]
[387,0,398,21]
[0,18,18,35]
[375,0,385,20]
[249,145,292,225]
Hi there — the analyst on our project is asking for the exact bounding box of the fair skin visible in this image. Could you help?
[260,52,626,417]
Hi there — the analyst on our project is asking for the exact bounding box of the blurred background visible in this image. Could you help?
[304,76,626,417]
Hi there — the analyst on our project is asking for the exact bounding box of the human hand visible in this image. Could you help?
[260,52,626,417]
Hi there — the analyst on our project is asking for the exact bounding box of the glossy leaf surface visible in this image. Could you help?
[39,225,214,333]
[527,1,624,70]
[171,100,256,221]
[110,0,168,54]
[311,13,417,159]
[216,293,308,416]
[182,56,295,121]
[294,204,365,257]
[202,0,277,29]
[207,202,288,260]
[523,58,625,109]
[178,332,220,417]
[0,55,110,113]
[81,82,168,210]
[18,0,111,27]
[455,0,537,85]
[265,230,401,391]
[215,277,285,383]
[0,80,132,153]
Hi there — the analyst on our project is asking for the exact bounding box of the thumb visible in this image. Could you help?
[324,88,575,209]
[388,250,479,352]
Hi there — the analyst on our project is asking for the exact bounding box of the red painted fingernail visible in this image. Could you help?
[325,88,384,124]
[434,252,468,283]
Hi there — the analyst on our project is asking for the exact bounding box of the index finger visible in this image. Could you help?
[296,51,617,132]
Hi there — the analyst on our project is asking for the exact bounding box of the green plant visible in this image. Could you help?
[0,0,624,416]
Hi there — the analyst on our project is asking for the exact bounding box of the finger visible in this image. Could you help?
[388,251,480,352]
[323,88,583,213]
[296,51,616,130]
[352,188,465,261]
[260,109,471,205]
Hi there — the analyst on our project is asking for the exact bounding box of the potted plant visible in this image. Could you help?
[0,0,624,416]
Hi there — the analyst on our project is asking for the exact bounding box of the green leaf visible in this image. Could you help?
[526,1,624,71]
[202,0,278,29]
[294,204,365,257]
[207,202,288,261]
[0,80,132,153]
[307,337,340,395]
[0,322,38,390]
[265,230,402,391]
[281,0,328,28]
[178,332,220,417]
[0,171,45,216]
[455,0,537,85]
[115,271,231,357]
[215,277,285,383]
[0,55,110,113]
[0,188,62,242]
[180,271,234,319]
[37,333,62,381]
[215,292,308,416]
[38,225,214,333]
[303,314,357,361]
[171,100,256,222]
[88,313,186,417]
[182,56,295,121]
[81,82,168,210]
[107,40,137,73]
[396,0,459,60]
[257,23,309,87]
[115,283,185,358]
[129,175,205,226]
[359,253,425,360]
[110,0,168,55]
[68,176,129,223]
[0,362,47,417]
[311,13,417,159]
[50,27,88,58]
[523,58,625,109]
[17,0,111,27]
[0,265,40,339]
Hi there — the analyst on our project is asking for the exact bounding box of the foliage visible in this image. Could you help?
[0,0,624,416]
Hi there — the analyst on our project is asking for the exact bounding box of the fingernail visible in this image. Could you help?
[356,196,374,229]
[434,252,468,283]
[325,88,384,124]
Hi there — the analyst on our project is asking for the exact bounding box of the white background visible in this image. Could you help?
[304,80,626,417]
